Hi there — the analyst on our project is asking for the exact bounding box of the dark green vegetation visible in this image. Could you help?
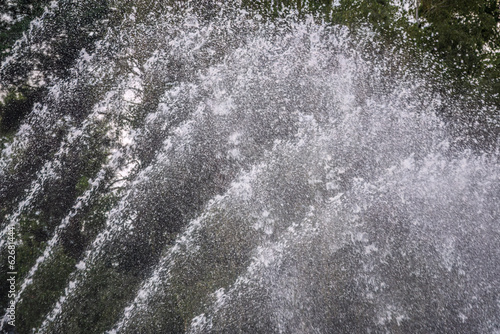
[0,0,51,60]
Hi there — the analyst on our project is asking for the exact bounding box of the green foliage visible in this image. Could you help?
[47,264,141,334]
[15,247,77,333]
[75,176,91,196]
[416,0,500,76]
[241,0,399,31]
[0,132,14,154]
[45,0,111,78]
[10,189,117,333]
[0,87,44,135]
[16,213,48,278]
[0,0,51,60]
[241,0,330,16]
[331,0,398,32]
[0,126,114,329]
[0,215,45,310]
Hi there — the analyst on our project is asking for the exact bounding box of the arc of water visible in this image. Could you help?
[185,204,329,333]
[0,160,59,249]
[35,109,211,332]
[0,169,107,329]
[108,163,264,333]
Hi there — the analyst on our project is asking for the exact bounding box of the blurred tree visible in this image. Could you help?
[417,0,500,76]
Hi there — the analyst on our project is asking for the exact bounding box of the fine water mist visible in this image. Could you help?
[1,1,499,333]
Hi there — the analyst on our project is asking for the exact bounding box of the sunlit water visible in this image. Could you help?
[1,1,499,333]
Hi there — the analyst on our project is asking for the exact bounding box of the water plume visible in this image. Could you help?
[0,1,498,333]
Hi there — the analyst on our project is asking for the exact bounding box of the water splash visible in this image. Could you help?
[1,1,499,333]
